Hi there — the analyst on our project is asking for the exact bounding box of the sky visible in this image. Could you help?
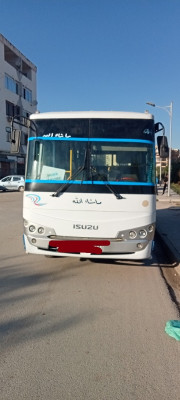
[0,0,180,149]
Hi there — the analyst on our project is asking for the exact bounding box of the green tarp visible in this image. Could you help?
[165,320,180,341]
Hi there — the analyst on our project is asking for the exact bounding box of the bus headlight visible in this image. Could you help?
[29,225,36,233]
[38,227,45,234]
[139,229,147,238]
[116,223,155,241]
[148,225,154,233]
[24,219,56,238]
[129,230,137,239]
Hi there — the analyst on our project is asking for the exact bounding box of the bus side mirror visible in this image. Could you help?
[157,136,169,158]
[10,129,21,153]
[155,122,165,133]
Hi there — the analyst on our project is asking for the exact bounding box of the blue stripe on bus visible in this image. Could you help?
[25,179,154,186]
[28,137,154,144]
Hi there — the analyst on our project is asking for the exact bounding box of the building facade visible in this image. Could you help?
[0,34,37,178]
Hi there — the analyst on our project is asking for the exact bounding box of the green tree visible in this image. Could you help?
[171,162,180,183]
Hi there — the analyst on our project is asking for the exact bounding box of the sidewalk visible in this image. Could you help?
[156,185,180,277]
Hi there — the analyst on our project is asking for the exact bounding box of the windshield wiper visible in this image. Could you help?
[51,164,85,197]
[90,170,125,200]
[104,182,125,199]
[52,150,88,197]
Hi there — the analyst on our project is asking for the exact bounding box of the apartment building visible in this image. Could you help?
[0,34,37,177]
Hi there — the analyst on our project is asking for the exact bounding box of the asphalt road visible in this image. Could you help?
[0,192,179,400]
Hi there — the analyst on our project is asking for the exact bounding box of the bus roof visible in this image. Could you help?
[30,111,153,120]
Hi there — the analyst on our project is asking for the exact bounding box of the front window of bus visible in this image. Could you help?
[91,141,155,184]
[26,139,155,184]
[26,139,87,181]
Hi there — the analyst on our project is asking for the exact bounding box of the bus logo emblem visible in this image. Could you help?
[26,194,46,206]
[73,224,98,230]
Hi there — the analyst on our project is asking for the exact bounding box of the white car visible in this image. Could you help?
[0,175,25,191]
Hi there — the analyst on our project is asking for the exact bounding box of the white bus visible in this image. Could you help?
[23,111,164,260]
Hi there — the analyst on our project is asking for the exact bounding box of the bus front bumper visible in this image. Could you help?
[23,234,153,260]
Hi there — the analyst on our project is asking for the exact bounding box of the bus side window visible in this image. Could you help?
[43,142,53,166]
[34,141,40,161]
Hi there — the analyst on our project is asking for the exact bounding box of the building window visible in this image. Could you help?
[4,45,32,79]
[6,101,14,116]
[21,132,28,146]
[23,110,30,118]
[5,74,19,94]
[6,101,20,118]
[6,131,11,142]
[23,87,32,103]
[22,60,32,80]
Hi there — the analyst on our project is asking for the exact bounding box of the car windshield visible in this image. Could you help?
[1,177,11,182]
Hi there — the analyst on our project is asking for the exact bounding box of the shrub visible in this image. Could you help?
[171,183,180,195]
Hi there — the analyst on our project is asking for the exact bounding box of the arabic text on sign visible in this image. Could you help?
[73,198,102,204]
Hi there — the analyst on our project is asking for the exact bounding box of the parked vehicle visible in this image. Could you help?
[0,175,25,191]
[23,110,165,260]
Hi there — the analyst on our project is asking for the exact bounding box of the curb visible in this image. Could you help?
[156,197,180,204]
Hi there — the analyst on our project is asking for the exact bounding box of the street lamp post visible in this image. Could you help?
[146,102,173,197]
[160,158,162,182]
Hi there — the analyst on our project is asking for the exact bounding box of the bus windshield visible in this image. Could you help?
[26,138,155,184]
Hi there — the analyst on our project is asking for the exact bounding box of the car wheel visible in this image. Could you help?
[18,186,24,192]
